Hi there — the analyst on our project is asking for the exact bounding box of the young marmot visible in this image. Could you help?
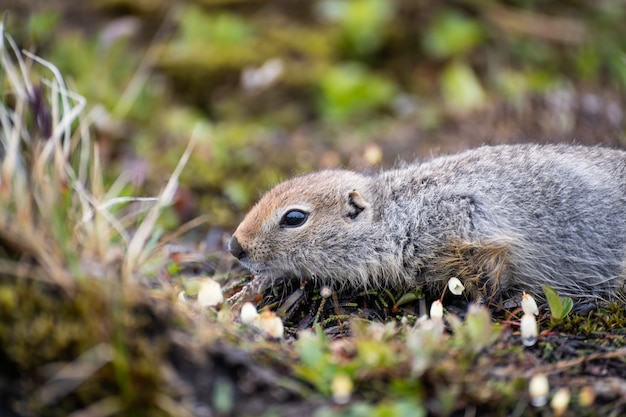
[230,144,626,308]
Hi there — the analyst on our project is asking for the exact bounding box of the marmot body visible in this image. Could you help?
[230,144,626,307]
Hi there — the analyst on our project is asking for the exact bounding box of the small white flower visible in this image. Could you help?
[177,291,187,303]
[241,58,283,91]
[256,310,284,339]
[363,144,383,166]
[529,373,549,407]
[551,387,570,416]
[578,386,595,407]
[520,313,538,347]
[197,279,224,307]
[240,302,259,324]
[331,373,353,404]
[447,277,465,295]
[521,292,539,315]
[430,300,444,319]
[320,286,333,298]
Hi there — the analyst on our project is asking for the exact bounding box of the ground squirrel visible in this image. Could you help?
[230,144,626,309]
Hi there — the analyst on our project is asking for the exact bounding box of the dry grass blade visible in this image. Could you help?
[0,21,77,288]
[36,343,115,405]
[121,125,200,282]
[1,22,190,286]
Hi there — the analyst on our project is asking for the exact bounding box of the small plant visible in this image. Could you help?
[542,285,573,325]
[0,22,206,416]
[448,304,500,359]
[316,63,397,122]
[315,0,394,57]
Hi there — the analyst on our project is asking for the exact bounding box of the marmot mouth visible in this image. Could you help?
[238,261,274,277]
[245,264,300,281]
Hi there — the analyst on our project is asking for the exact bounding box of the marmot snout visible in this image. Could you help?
[230,144,626,308]
[229,235,246,260]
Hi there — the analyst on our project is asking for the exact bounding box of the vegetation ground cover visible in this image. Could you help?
[1,1,626,416]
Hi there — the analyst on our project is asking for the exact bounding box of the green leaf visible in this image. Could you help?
[423,10,485,59]
[178,6,254,45]
[465,305,496,349]
[317,63,397,121]
[296,328,328,369]
[560,297,574,318]
[394,291,420,307]
[316,0,394,55]
[542,285,573,323]
[27,11,60,42]
[542,285,563,318]
[212,378,234,414]
[441,61,486,112]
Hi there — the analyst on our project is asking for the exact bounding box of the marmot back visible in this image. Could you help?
[230,144,626,308]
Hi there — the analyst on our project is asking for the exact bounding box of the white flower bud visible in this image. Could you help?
[578,386,595,407]
[320,286,333,298]
[240,302,259,324]
[256,310,284,339]
[430,300,444,319]
[529,373,549,407]
[241,58,283,91]
[197,279,224,307]
[363,144,383,166]
[331,374,353,404]
[177,291,187,303]
[551,387,570,416]
[520,313,538,347]
[447,277,465,295]
[521,292,539,315]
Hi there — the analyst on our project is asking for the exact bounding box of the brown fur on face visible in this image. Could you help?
[231,170,384,285]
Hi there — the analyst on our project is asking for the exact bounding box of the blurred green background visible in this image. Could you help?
[3,0,626,234]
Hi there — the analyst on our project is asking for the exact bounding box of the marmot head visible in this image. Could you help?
[229,170,386,287]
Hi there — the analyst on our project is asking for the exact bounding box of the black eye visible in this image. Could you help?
[280,209,309,228]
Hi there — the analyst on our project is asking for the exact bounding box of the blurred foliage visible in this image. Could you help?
[293,309,500,414]
[7,0,626,229]
[315,0,393,57]
[423,10,485,59]
[178,6,254,45]
[25,10,61,43]
[441,61,487,112]
[318,63,397,121]
[3,7,626,416]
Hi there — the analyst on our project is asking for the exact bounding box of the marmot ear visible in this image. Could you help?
[346,190,368,220]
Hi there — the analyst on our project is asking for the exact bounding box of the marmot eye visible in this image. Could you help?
[280,209,309,228]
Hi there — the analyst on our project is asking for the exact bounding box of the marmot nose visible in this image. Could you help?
[229,235,247,260]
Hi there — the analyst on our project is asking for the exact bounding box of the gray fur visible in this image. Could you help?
[230,144,626,308]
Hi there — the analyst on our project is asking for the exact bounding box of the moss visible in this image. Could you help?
[0,277,182,416]
[559,303,626,341]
